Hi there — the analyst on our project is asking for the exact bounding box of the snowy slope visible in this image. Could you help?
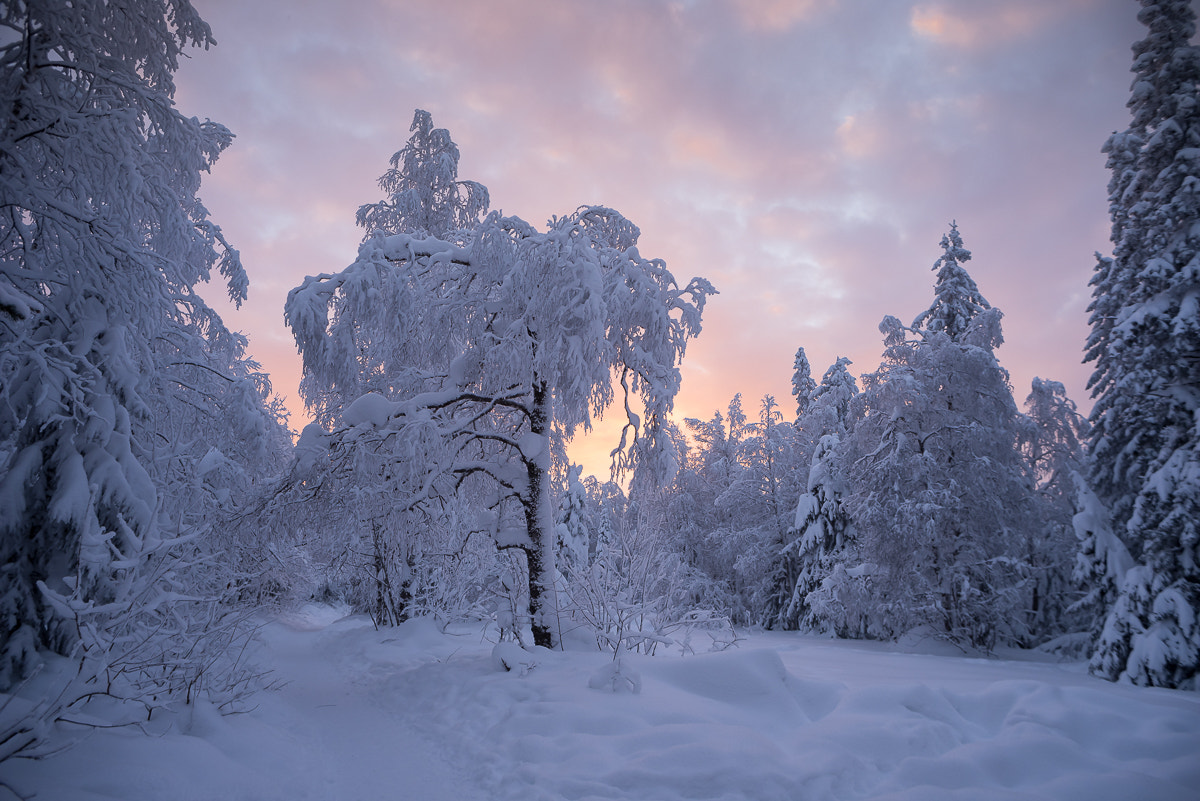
[4,606,1198,801]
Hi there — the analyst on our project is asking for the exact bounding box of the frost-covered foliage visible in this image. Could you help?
[1018,378,1090,642]
[0,0,291,761]
[637,228,1085,649]
[356,109,489,243]
[827,228,1036,649]
[2,0,234,676]
[746,396,805,628]
[286,111,714,648]
[1084,0,1200,689]
[242,416,501,629]
[790,346,816,422]
[665,395,802,626]
[561,477,733,658]
[911,222,991,342]
[1072,474,1134,648]
[555,464,592,581]
[786,357,858,633]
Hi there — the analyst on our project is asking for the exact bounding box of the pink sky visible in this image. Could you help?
[175,0,1141,477]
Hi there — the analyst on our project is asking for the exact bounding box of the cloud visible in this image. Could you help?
[909,1,1076,49]
[728,0,833,31]
[175,0,1141,476]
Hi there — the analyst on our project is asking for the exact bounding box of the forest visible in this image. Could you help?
[0,0,1198,795]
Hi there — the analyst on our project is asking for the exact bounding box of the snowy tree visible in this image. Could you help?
[1084,0,1200,688]
[286,112,714,647]
[556,464,592,581]
[1072,474,1135,660]
[837,229,1034,648]
[912,221,990,341]
[734,396,802,627]
[566,470,727,658]
[1019,378,1089,642]
[0,0,259,692]
[791,347,817,422]
[787,357,858,633]
[356,109,489,242]
[675,396,756,620]
[583,474,624,563]
[669,394,803,625]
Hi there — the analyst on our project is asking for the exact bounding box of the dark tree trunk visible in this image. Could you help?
[523,381,558,649]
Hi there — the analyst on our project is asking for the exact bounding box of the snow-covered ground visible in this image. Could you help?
[5,606,1199,801]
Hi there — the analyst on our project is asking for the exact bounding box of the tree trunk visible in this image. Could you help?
[524,381,559,649]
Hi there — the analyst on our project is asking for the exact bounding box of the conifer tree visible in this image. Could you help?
[1084,0,1200,688]
[837,227,1033,647]
[787,357,858,633]
[912,221,990,341]
[791,347,816,422]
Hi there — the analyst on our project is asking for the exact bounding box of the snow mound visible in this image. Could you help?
[341,391,397,427]
[588,657,642,694]
[493,642,538,675]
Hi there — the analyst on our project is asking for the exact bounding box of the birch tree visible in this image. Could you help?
[286,112,714,647]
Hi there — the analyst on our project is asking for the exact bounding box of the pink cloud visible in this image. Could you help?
[175,0,1141,477]
[910,1,1089,50]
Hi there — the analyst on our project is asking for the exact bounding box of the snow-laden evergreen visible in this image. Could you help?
[790,346,816,423]
[821,226,1037,648]
[1084,0,1200,689]
[911,221,990,342]
[788,357,859,633]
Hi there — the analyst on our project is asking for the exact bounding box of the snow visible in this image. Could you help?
[5,607,1199,801]
[293,422,329,477]
[518,432,549,468]
[341,391,397,427]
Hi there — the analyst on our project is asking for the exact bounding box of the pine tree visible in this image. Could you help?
[1084,0,1200,689]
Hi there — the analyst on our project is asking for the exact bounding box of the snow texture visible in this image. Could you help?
[5,607,1198,801]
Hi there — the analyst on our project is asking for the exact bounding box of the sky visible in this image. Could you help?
[174,0,1147,477]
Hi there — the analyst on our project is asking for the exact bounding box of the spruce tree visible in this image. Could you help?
[791,347,816,422]
[788,357,858,633]
[912,221,990,341]
[1084,0,1200,688]
[838,227,1033,648]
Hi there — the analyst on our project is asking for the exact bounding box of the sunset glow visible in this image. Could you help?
[174,0,1141,476]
